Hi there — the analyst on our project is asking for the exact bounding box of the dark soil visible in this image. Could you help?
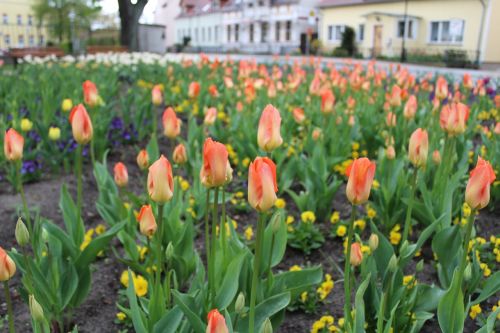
[0,144,498,332]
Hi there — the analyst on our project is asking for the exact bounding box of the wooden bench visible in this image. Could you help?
[8,47,65,64]
[86,45,128,54]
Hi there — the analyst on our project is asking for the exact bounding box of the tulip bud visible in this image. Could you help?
[235,292,245,314]
[248,157,278,212]
[162,107,182,139]
[69,104,93,145]
[257,104,283,152]
[465,157,495,210]
[188,81,200,99]
[388,254,398,272]
[0,247,16,281]
[400,240,409,256]
[137,205,157,237]
[204,107,217,125]
[166,242,174,263]
[41,227,49,243]
[114,162,129,188]
[350,242,363,267]
[464,263,472,282]
[386,145,396,160]
[262,318,273,333]
[312,128,322,141]
[61,98,73,112]
[48,127,61,141]
[345,158,376,205]
[368,234,379,252]
[206,309,229,333]
[292,107,305,124]
[173,143,188,164]
[83,80,100,107]
[416,260,424,273]
[148,155,174,203]
[29,295,44,322]
[137,149,149,170]
[432,150,441,165]
[4,128,24,161]
[408,128,428,168]
[152,84,163,106]
[15,217,30,246]
[200,138,232,188]
[270,213,282,234]
[440,102,470,136]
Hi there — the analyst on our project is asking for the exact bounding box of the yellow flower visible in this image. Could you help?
[120,270,136,288]
[480,263,491,277]
[354,219,366,230]
[317,274,334,301]
[244,226,253,240]
[351,151,359,159]
[180,179,190,191]
[367,207,377,219]
[286,215,295,224]
[361,245,371,254]
[338,318,345,328]
[116,312,127,321]
[61,99,73,112]
[390,224,401,245]
[300,291,308,303]
[48,127,61,141]
[242,157,251,168]
[124,202,131,211]
[330,211,340,224]
[403,275,416,288]
[351,142,360,151]
[137,246,148,261]
[372,180,380,190]
[289,265,302,272]
[469,304,482,319]
[133,275,148,297]
[21,118,33,132]
[336,225,347,237]
[462,203,471,218]
[320,315,334,325]
[275,198,286,209]
[95,224,106,235]
[301,211,316,223]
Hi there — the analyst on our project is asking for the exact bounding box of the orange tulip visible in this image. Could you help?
[204,107,217,125]
[173,143,188,164]
[0,247,16,281]
[69,104,93,144]
[147,155,174,203]
[292,107,305,124]
[208,84,219,97]
[82,80,99,107]
[440,102,469,135]
[200,138,232,188]
[321,90,335,114]
[188,81,200,98]
[435,76,448,100]
[432,150,441,165]
[206,309,229,333]
[465,157,496,210]
[350,242,363,267]
[386,112,396,127]
[389,85,402,107]
[386,145,396,160]
[312,128,322,141]
[4,128,24,161]
[463,73,473,90]
[408,128,428,168]
[162,107,182,139]
[114,162,128,187]
[495,122,500,135]
[248,157,278,212]
[257,104,283,152]
[152,84,163,106]
[346,158,376,205]
[137,149,149,170]
[403,95,417,119]
[137,205,157,237]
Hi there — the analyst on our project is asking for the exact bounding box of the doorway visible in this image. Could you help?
[373,25,383,57]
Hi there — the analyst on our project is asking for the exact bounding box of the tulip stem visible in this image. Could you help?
[16,160,32,238]
[209,187,220,305]
[76,145,83,230]
[4,281,15,333]
[249,213,265,333]
[205,189,211,275]
[156,204,165,287]
[343,205,357,329]
[457,211,476,292]
[402,169,418,245]
[221,188,227,260]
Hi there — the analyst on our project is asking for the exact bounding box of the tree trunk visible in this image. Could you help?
[118,0,148,51]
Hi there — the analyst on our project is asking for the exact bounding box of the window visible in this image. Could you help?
[285,20,291,41]
[215,26,219,42]
[2,14,7,24]
[29,35,34,46]
[261,22,268,43]
[208,27,211,42]
[275,21,280,41]
[227,25,232,42]
[429,20,464,43]
[28,15,33,26]
[249,23,254,43]
[202,27,205,41]
[397,19,415,39]
[327,25,345,41]
[194,28,198,42]
[4,34,10,45]
[18,35,24,47]
[17,14,21,25]
[39,35,44,45]
[235,24,239,42]
[358,24,365,41]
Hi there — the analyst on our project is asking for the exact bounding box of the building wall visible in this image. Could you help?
[482,0,500,64]
[176,13,224,48]
[138,24,166,53]
[320,0,492,61]
[0,0,48,50]
[154,0,181,48]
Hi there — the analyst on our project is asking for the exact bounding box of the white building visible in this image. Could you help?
[154,0,182,49]
[174,0,320,54]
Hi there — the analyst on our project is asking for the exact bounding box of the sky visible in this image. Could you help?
[100,0,158,23]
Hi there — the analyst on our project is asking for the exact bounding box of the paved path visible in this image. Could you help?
[164,52,500,81]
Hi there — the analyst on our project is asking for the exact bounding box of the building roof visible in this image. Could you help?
[319,0,401,9]
[361,11,421,19]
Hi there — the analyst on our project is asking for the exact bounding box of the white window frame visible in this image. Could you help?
[327,24,345,42]
[428,20,464,45]
[396,18,416,40]
[358,24,365,42]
